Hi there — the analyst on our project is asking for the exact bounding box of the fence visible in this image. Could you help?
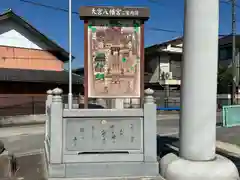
[0,92,234,117]
[154,90,180,108]
[0,94,80,117]
[154,91,233,110]
[222,105,240,127]
[0,95,46,117]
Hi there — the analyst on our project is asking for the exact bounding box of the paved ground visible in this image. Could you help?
[15,153,46,180]
[0,125,44,156]
[0,113,237,156]
[217,126,240,146]
[0,113,240,180]
[157,112,240,147]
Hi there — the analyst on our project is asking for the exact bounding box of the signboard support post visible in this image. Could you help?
[84,20,89,109]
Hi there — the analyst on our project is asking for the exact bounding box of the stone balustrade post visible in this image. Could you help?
[49,87,63,164]
[124,98,131,108]
[115,99,124,109]
[45,89,53,141]
[143,88,157,162]
[131,98,141,108]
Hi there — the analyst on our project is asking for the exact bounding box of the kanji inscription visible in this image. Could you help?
[91,7,139,17]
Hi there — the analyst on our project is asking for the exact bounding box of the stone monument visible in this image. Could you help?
[44,6,161,180]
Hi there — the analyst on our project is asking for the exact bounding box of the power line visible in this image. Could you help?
[220,0,231,5]
[220,0,240,8]
[19,0,78,14]
[148,0,240,8]
[19,0,182,34]
[146,27,182,34]
[147,0,165,6]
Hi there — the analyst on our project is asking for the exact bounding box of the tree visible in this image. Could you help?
[217,65,232,94]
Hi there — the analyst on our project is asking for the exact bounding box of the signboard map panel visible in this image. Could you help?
[88,19,141,98]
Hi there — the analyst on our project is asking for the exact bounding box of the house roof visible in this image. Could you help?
[0,9,73,62]
[145,37,183,56]
[0,68,83,84]
[219,34,240,46]
[145,37,183,51]
[145,34,229,55]
[73,67,84,75]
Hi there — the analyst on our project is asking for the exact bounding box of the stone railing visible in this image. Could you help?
[44,87,159,179]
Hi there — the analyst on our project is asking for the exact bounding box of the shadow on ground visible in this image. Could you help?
[157,135,179,158]
[15,154,46,180]
[157,135,240,171]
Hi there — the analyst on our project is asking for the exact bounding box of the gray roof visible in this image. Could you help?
[0,68,83,84]
[146,34,229,53]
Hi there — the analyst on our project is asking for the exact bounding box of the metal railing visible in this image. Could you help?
[0,95,46,117]
[0,92,234,117]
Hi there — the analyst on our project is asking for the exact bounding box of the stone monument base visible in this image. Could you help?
[160,153,239,180]
[48,176,164,180]
[46,161,161,180]
[44,142,162,180]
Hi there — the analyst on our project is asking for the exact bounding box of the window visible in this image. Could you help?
[219,49,227,60]
[219,47,232,61]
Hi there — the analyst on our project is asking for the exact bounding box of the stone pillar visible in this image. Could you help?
[49,88,63,164]
[115,99,124,109]
[143,88,157,163]
[124,98,131,108]
[45,89,53,141]
[131,98,140,108]
[160,0,239,179]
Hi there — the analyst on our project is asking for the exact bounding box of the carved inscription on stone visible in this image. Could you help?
[65,118,143,152]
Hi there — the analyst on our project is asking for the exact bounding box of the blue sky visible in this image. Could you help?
[0,0,237,69]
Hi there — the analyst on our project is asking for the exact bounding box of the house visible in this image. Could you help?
[145,37,183,88]
[218,35,240,68]
[73,67,84,77]
[0,9,83,116]
[145,35,230,88]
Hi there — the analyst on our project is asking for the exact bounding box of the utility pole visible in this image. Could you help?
[68,0,72,109]
[231,0,237,104]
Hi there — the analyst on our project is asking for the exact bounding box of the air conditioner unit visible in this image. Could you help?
[164,72,172,80]
[160,72,172,80]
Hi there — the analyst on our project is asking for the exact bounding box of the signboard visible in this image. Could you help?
[87,19,141,98]
[80,6,149,19]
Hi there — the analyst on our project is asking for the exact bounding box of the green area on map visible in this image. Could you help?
[122,57,127,63]
[96,52,105,58]
[92,27,97,33]
[134,27,139,32]
[95,62,104,68]
[95,73,105,80]
[134,23,140,27]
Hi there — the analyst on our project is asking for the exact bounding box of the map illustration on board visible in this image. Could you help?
[88,20,141,98]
